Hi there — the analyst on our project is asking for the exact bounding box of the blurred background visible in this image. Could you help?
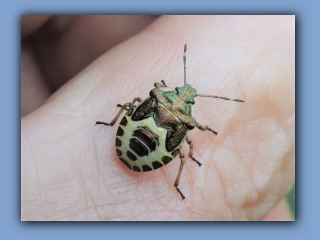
[287,185,295,219]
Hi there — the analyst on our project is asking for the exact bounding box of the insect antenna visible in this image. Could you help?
[184,44,187,85]
[196,94,245,102]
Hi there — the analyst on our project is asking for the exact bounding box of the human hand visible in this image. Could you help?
[21,15,295,221]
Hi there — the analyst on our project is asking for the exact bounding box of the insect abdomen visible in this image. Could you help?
[115,114,185,172]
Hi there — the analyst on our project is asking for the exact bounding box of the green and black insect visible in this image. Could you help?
[96,44,244,199]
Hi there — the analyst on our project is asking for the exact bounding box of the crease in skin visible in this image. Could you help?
[184,162,198,206]
[99,176,118,206]
[186,145,223,213]
[248,179,282,220]
[100,174,136,195]
[215,147,256,215]
[89,128,102,201]
[95,192,137,218]
[213,130,260,216]
[98,162,136,187]
[84,184,103,220]
[81,73,106,107]
[254,121,293,189]
[135,199,162,218]
[280,149,295,190]
[91,69,143,108]
[241,123,292,219]
[96,180,134,212]
[158,164,184,204]
[107,54,176,94]
[111,198,137,219]
[25,110,85,148]
[27,130,94,220]
[212,160,233,220]
[47,67,104,109]
[22,129,48,220]
[150,180,167,209]
[61,139,90,220]
[138,193,163,213]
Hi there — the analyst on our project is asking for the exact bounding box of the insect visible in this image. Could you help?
[96,44,244,199]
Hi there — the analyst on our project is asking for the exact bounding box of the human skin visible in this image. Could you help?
[21,15,295,221]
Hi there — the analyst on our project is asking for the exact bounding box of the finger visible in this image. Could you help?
[21,15,294,220]
[21,15,53,116]
[21,42,51,117]
[21,15,52,38]
[263,198,294,221]
[21,15,158,117]
[32,15,158,90]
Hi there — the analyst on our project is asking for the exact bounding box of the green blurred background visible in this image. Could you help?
[286,184,295,220]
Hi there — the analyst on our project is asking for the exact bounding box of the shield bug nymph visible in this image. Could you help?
[96,44,245,199]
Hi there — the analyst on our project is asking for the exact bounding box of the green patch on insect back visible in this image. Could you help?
[163,91,177,104]
[162,90,193,115]
[126,108,134,116]
[176,84,197,104]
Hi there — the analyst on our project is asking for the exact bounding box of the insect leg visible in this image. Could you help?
[130,97,142,106]
[161,80,167,87]
[96,97,142,126]
[186,136,202,166]
[154,80,168,88]
[117,97,142,110]
[116,104,129,110]
[96,103,131,126]
[196,122,218,135]
[174,150,186,200]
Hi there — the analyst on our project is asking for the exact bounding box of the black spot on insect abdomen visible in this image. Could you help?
[116,138,122,147]
[116,149,122,156]
[117,127,124,136]
[127,151,137,161]
[120,117,128,126]
[142,165,152,172]
[162,156,173,165]
[119,158,132,170]
[152,161,163,169]
[133,166,141,172]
